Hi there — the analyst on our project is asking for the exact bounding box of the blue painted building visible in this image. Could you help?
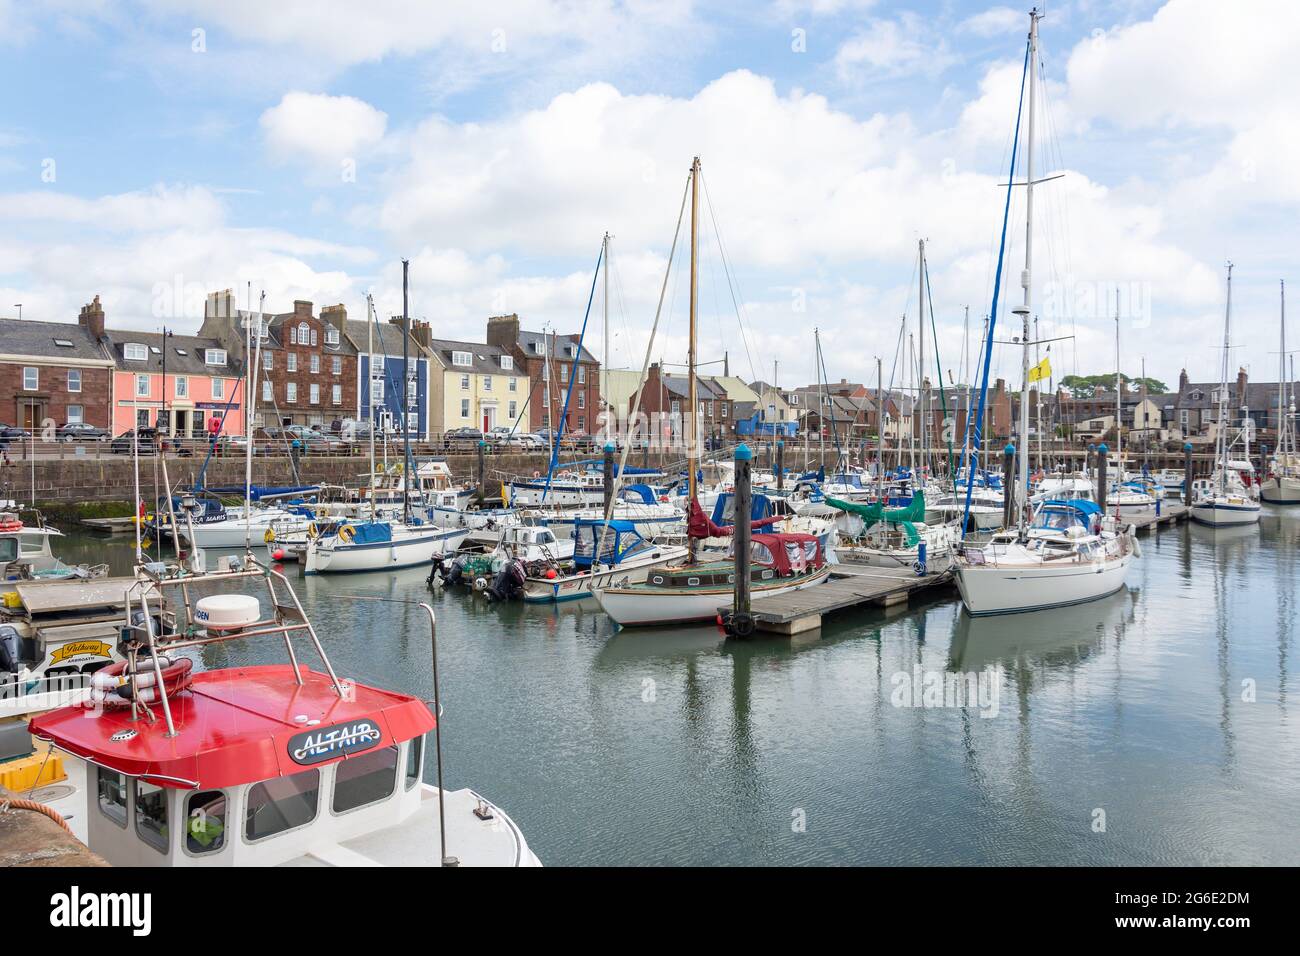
[346,319,429,437]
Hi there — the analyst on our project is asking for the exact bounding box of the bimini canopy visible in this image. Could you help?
[747,532,825,576]
[688,498,780,539]
[573,519,643,569]
[619,483,658,505]
[1033,498,1102,531]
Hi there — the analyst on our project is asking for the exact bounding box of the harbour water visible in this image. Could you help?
[55,513,1300,866]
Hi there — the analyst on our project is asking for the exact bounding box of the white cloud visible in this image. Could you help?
[958,6,1025,39]
[260,92,388,168]
[833,14,957,83]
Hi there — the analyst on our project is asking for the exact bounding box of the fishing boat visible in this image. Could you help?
[953,10,1140,615]
[520,519,688,603]
[595,531,831,627]
[1262,281,1300,503]
[491,522,575,563]
[1,512,106,581]
[27,555,541,866]
[1192,264,1262,527]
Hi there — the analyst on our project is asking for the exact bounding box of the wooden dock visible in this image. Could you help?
[79,516,137,534]
[1118,501,1189,532]
[722,563,953,636]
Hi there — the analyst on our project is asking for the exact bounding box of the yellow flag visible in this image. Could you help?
[1027,356,1052,383]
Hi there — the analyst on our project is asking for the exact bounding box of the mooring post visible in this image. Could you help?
[1002,443,1016,528]
[602,441,615,515]
[1183,441,1194,506]
[729,442,754,638]
[476,440,487,507]
[776,439,784,491]
[1097,442,1109,512]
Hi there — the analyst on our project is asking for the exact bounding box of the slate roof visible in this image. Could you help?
[343,320,421,359]
[105,329,245,376]
[514,328,598,365]
[0,318,111,362]
[662,374,725,401]
[425,337,518,376]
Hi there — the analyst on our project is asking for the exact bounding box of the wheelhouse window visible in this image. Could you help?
[333,745,399,813]
[97,767,127,827]
[244,770,319,841]
[185,790,226,854]
[406,737,423,790]
[135,781,169,853]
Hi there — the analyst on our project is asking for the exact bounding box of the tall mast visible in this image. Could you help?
[401,258,411,525]
[367,294,377,520]
[687,156,700,506]
[1279,280,1289,457]
[917,238,927,488]
[1218,263,1233,493]
[1013,8,1039,533]
[602,231,610,440]
[1115,291,1122,476]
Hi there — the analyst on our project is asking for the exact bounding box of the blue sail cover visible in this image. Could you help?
[621,483,658,504]
[711,493,772,526]
[348,522,393,544]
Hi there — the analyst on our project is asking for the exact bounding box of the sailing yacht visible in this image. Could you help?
[1191,264,1262,527]
[1262,280,1300,503]
[953,9,1139,616]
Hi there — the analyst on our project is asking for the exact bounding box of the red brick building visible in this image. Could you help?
[486,314,600,434]
[0,299,115,433]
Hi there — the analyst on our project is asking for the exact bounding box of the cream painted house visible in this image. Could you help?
[421,336,529,434]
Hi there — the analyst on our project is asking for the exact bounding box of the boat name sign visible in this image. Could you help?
[289,718,383,765]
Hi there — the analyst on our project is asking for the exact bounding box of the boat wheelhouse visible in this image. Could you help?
[28,557,539,866]
[521,519,688,603]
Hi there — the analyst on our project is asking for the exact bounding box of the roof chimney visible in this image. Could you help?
[293,300,313,318]
[78,294,105,339]
[1236,366,1248,403]
[487,313,520,350]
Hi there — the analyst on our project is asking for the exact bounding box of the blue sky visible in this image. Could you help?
[2,1,1294,394]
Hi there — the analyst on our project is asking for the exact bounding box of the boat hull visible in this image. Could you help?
[1189,499,1262,526]
[522,546,690,603]
[1260,476,1300,503]
[594,564,831,627]
[304,528,468,574]
[954,551,1132,616]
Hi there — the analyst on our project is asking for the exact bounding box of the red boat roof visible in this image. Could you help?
[29,665,435,790]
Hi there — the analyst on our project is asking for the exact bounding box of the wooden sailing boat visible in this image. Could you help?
[594,157,830,627]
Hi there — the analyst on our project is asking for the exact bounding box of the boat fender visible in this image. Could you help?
[338,524,355,544]
[473,576,488,591]
[1127,523,1142,558]
[263,527,276,543]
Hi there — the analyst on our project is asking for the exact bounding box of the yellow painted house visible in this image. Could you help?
[418,333,530,434]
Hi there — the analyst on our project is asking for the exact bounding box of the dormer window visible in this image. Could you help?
[125,343,148,361]
[565,345,576,357]
[531,342,542,354]
[500,355,513,370]
[53,338,74,348]
[452,351,472,367]
[205,349,227,366]
[324,326,339,346]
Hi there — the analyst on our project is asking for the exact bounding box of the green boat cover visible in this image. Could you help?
[825,491,927,546]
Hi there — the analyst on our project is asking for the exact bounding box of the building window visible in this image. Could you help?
[460,374,470,390]
[578,366,586,384]
[483,375,492,391]
[67,369,81,392]
[578,392,585,409]
[22,367,37,390]
[262,379,272,402]
[67,405,83,424]
[287,353,297,373]
[332,745,398,814]
[560,364,568,381]
[309,383,320,404]
[565,345,576,357]
[407,375,417,404]
[508,401,517,419]
[287,382,297,403]
[174,376,188,398]
[97,767,127,828]
[500,355,513,371]
[461,398,470,418]
[136,781,170,854]
[671,400,680,414]
[204,349,227,366]
[531,341,543,354]
[332,355,342,375]
[212,378,224,400]
[721,403,728,417]
[289,326,297,345]
[452,351,472,367]
[53,337,74,348]
[332,384,342,405]
[310,328,318,347]
[509,377,517,392]
[136,374,151,397]
[263,350,273,370]
[310,354,320,374]
[325,326,339,346]
[244,770,319,842]
[298,322,310,345]
[185,790,226,855]
[125,343,148,361]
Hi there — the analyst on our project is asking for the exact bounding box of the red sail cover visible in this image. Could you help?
[686,497,781,539]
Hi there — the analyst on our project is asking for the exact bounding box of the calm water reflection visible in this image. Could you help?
[55,511,1300,866]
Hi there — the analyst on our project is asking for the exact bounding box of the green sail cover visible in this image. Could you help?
[825,491,926,546]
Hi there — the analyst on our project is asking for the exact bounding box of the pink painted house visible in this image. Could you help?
[106,329,246,437]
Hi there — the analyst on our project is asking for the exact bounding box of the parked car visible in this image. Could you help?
[487,426,527,448]
[0,423,31,440]
[443,427,485,450]
[56,422,111,442]
[256,425,348,455]
[110,428,160,455]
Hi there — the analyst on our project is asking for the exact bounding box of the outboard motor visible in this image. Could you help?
[486,559,527,602]
[443,554,468,587]
[426,554,447,588]
[0,624,29,674]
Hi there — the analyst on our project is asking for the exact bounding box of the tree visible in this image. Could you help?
[1059,373,1167,400]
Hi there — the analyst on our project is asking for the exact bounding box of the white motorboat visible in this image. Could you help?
[1261,282,1299,503]
[304,519,468,574]
[491,523,575,563]
[520,520,688,603]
